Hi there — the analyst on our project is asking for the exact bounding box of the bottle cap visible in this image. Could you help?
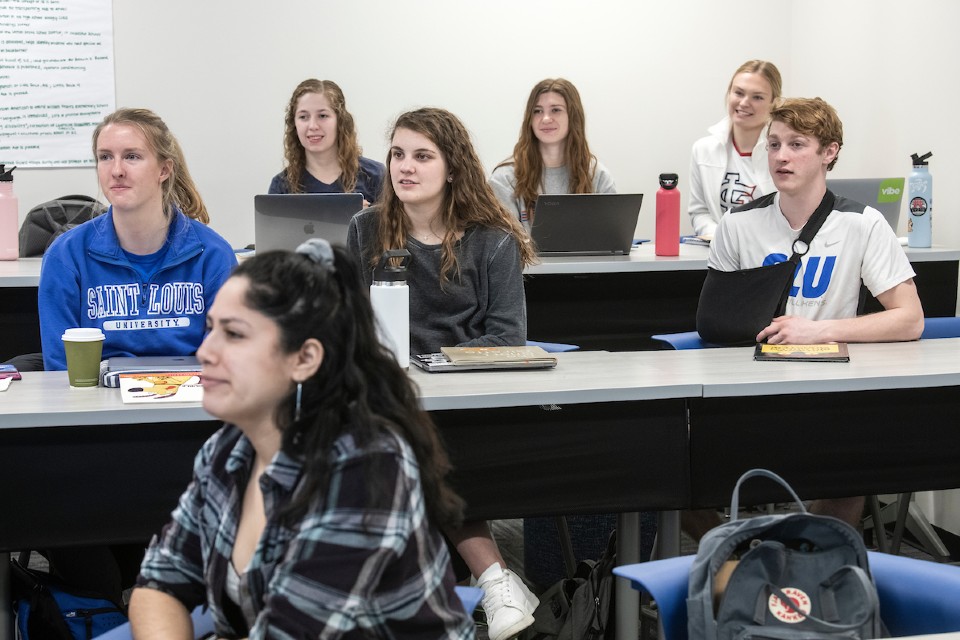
[0,164,15,182]
[373,249,411,284]
[911,152,933,167]
[658,173,679,189]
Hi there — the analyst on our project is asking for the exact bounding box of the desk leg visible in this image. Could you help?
[657,510,681,558]
[1,552,11,640]
[615,512,640,640]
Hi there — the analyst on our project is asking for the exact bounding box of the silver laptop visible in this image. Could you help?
[826,178,904,232]
[530,193,642,256]
[254,193,364,252]
[101,355,200,388]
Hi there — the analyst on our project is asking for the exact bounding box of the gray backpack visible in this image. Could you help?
[688,469,885,640]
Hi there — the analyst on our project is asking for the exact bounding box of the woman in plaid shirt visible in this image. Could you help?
[130,239,473,639]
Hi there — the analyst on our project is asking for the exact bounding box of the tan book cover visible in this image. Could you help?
[440,345,557,365]
[753,343,850,363]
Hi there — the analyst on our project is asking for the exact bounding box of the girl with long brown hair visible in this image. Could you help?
[490,78,616,228]
[348,107,538,640]
[268,79,384,205]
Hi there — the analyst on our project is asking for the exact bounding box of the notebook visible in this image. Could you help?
[254,193,364,252]
[826,178,904,232]
[530,193,643,256]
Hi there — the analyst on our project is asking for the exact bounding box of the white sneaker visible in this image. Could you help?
[478,563,539,640]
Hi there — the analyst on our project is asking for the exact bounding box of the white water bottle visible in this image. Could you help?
[371,249,411,368]
[907,152,933,248]
[0,164,18,261]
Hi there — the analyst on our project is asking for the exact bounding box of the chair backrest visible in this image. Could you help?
[613,555,694,640]
[526,340,580,353]
[454,585,484,613]
[614,552,960,640]
[868,551,960,636]
[921,317,960,340]
[651,331,716,350]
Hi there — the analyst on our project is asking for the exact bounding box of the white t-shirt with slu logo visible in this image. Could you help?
[708,192,915,320]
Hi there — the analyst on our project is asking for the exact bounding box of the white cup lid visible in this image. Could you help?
[62,327,105,342]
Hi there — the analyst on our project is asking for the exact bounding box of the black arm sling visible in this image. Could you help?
[696,190,836,346]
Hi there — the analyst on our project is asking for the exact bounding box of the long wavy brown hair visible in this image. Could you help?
[373,107,536,283]
[93,108,209,223]
[281,79,362,193]
[498,78,596,213]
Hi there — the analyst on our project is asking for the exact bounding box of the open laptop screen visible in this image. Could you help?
[826,178,904,232]
[254,193,364,252]
[530,193,642,256]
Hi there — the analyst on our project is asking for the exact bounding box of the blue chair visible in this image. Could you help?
[526,340,580,352]
[921,316,960,339]
[650,331,721,350]
[455,585,484,613]
[614,552,960,640]
[613,555,694,640]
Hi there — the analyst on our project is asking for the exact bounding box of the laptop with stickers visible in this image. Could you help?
[826,178,904,232]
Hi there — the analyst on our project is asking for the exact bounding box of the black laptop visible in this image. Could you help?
[254,193,364,252]
[530,193,643,256]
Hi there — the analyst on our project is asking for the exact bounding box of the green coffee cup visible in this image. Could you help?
[62,328,105,387]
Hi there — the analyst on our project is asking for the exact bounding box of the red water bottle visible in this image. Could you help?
[655,173,680,256]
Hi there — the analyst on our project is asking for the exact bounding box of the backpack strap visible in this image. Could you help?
[730,469,806,522]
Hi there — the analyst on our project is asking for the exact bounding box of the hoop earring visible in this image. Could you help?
[294,382,303,422]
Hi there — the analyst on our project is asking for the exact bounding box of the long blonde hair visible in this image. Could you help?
[498,78,596,213]
[93,108,209,223]
[281,79,362,193]
[374,108,536,283]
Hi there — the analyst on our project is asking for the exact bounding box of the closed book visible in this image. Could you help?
[411,346,557,372]
[119,372,203,403]
[753,343,850,362]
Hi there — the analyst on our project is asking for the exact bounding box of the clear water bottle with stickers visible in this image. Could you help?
[907,152,932,248]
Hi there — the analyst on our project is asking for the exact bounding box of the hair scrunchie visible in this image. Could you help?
[295,238,336,273]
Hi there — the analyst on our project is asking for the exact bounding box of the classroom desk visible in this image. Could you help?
[684,338,960,509]
[0,351,691,640]
[524,244,960,350]
[4,247,959,358]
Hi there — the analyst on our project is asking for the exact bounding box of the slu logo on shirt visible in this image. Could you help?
[87,281,205,320]
[762,253,837,299]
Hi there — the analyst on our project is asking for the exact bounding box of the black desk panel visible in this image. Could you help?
[0,420,221,551]
[433,398,690,519]
[524,271,706,351]
[687,386,960,509]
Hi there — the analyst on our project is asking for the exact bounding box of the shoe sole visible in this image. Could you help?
[490,612,535,640]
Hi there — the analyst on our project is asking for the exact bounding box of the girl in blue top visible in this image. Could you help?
[268,79,385,206]
[38,108,236,371]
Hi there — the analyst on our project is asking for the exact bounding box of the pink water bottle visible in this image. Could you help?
[655,172,680,256]
[0,164,19,261]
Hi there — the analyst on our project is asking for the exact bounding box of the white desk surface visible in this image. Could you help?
[693,338,960,398]
[0,351,700,429]
[6,342,960,428]
[4,246,959,285]
[0,257,42,286]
